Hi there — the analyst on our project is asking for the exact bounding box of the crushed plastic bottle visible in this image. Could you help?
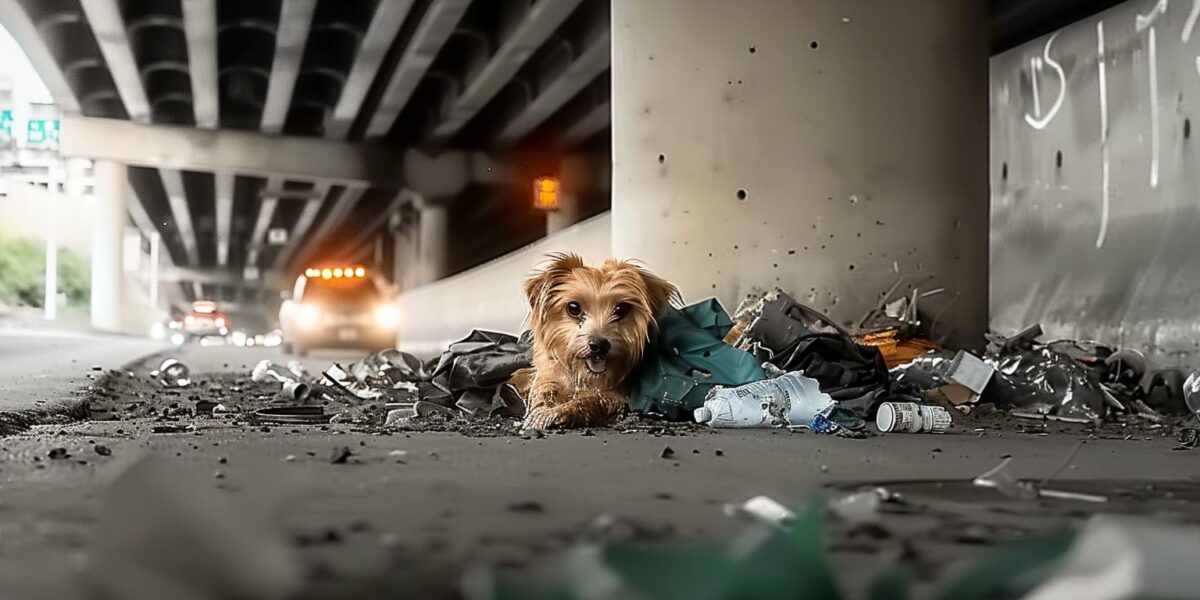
[252,359,311,401]
[1184,371,1200,424]
[155,359,191,388]
[694,372,835,429]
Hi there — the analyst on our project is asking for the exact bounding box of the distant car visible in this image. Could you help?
[278,266,398,356]
[182,300,230,339]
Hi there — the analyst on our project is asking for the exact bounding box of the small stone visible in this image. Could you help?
[329,446,353,464]
[819,464,829,473]
[507,501,544,513]
[1178,428,1199,448]
[715,449,724,456]
[218,457,228,464]
[284,454,297,462]
[214,470,226,479]
[660,446,675,459]
[48,448,70,460]
[94,445,112,457]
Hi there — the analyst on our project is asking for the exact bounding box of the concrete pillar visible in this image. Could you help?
[546,156,591,234]
[43,166,60,321]
[393,210,416,291]
[416,197,450,285]
[90,160,127,331]
[610,0,989,346]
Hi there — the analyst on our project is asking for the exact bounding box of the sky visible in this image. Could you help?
[0,23,53,104]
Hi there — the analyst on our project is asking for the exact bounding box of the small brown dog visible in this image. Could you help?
[520,253,679,430]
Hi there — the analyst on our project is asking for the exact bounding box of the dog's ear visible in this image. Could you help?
[524,253,586,322]
[634,265,681,317]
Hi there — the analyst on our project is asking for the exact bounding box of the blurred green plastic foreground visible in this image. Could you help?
[473,497,1196,600]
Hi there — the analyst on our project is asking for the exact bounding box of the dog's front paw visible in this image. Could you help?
[521,407,560,432]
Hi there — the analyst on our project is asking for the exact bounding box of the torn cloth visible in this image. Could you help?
[626,298,767,421]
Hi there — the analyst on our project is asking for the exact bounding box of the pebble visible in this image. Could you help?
[329,446,353,464]
[507,501,545,513]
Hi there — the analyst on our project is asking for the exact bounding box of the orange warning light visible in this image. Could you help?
[533,176,560,211]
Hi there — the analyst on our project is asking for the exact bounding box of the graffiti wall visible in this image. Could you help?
[991,0,1200,365]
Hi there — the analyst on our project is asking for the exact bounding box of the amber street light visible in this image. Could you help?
[533,176,560,211]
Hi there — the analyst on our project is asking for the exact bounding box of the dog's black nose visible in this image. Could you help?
[588,337,611,357]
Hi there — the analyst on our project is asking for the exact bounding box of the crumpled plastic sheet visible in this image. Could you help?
[890,346,1108,421]
[425,329,532,415]
[988,347,1107,421]
[325,330,532,418]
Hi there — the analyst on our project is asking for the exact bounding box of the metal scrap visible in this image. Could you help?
[154,358,192,388]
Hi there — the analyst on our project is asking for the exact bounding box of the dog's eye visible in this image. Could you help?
[613,303,631,320]
[566,301,582,318]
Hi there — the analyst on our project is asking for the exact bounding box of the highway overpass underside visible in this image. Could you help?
[1,0,613,332]
[0,0,1126,339]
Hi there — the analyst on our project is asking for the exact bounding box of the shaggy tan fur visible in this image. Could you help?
[519,253,679,430]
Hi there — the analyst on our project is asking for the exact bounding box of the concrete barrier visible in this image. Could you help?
[394,213,611,355]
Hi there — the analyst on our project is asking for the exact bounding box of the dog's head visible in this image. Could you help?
[524,253,680,387]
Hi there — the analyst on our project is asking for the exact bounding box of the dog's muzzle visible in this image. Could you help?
[584,337,611,374]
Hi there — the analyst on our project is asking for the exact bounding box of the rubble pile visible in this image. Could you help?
[101,283,1199,440]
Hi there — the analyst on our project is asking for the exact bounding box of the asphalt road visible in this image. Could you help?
[0,342,1197,599]
[0,327,168,412]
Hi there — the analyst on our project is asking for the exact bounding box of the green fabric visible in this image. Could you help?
[626,298,766,420]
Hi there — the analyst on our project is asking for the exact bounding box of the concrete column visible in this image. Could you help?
[416,197,450,285]
[546,156,591,235]
[610,0,989,346]
[148,231,160,312]
[43,166,59,321]
[393,211,415,291]
[90,160,127,331]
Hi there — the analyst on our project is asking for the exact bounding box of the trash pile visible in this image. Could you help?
[146,287,1199,437]
[144,330,534,431]
[893,324,1198,432]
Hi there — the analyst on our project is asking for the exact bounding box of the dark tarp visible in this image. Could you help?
[422,330,533,415]
[742,293,890,417]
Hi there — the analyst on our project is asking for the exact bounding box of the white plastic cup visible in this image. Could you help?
[875,402,952,434]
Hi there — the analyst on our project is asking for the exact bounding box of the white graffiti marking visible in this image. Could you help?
[1029,57,1042,117]
[1024,33,1065,130]
[1183,0,1200,41]
[1136,0,1169,32]
[1149,28,1161,188]
[1097,21,1111,249]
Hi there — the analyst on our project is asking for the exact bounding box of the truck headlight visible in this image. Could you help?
[299,304,321,328]
[374,305,400,328]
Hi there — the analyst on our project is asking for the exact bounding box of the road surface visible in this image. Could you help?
[0,342,1196,599]
[0,327,167,412]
